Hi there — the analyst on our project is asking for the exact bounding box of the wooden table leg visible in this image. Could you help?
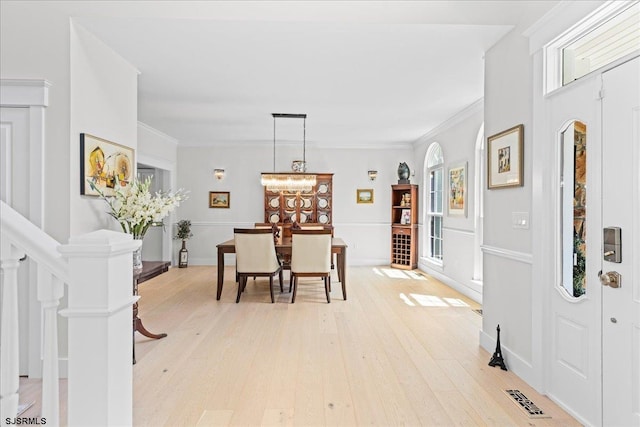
[339,248,347,300]
[133,278,166,364]
[217,248,225,300]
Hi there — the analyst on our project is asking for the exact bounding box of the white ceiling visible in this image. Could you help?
[72,1,558,147]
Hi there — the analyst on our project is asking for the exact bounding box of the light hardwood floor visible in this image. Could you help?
[19,265,581,426]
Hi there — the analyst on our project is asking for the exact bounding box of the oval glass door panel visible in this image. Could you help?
[318,198,328,208]
[269,213,280,223]
[269,197,279,208]
[560,120,587,298]
[318,184,328,194]
[318,213,329,224]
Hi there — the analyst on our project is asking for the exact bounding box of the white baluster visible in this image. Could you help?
[38,265,63,427]
[0,241,24,421]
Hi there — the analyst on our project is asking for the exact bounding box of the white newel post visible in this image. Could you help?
[58,230,140,427]
[0,241,25,421]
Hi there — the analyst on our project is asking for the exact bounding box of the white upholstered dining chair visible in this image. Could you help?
[234,228,283,303]
[290,229,332,303]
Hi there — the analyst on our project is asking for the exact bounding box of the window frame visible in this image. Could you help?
[425,143,444,263]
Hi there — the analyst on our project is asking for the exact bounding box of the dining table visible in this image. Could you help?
[215,236,348,301]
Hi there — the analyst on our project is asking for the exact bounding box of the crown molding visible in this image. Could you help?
[137,121,179,145]
[413,98,483,147]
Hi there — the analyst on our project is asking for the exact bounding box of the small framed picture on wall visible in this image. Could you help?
[209,191,230,208]
[448,162,467,217]
[356,188,374,204]
[487,124,524,189]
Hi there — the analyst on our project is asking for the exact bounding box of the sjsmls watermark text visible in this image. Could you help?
[4,418,46,425]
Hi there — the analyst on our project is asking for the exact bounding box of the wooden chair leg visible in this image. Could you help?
[269,276,274,303]
[236,276,243,303]
[325,276,331,303]
[279,269,284,293]
[291,275,297,303]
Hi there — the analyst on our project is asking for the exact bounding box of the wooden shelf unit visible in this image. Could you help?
[391,184,418,270]
[263,173,333,226]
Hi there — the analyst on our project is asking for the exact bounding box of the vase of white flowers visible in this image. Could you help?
[90,176,188,272]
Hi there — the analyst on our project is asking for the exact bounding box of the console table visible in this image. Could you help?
[133,261,170,364]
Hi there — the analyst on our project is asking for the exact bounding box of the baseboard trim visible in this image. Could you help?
[418,261,482,304]
[479,330,534,385]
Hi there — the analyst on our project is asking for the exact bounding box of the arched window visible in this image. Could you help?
[473,123,484,281]
[426,143,444,261]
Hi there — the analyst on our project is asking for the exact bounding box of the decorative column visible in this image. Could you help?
[58,230,140,427]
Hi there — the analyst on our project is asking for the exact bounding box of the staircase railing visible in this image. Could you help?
[0,201,140,426]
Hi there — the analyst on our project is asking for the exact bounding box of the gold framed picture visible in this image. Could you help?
[448,162,467,217]
[80,133,134,196]
[209,191,230,208]
[487,124,524,189]
[356,188,374,204]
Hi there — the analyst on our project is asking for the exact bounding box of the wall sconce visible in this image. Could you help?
[214,169,225,180]
[368,170,378,181]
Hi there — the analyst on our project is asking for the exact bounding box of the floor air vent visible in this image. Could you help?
[504,389,550,418]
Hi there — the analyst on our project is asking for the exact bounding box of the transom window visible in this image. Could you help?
[426,143,444,261]
[545,1,640,92]
[563,2,639,85]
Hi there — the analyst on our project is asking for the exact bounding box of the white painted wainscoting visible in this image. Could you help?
[174,221,391,267]
[418,226,481,304]
[479,245,536,387]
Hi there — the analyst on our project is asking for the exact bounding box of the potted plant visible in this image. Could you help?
[175,219,193,268]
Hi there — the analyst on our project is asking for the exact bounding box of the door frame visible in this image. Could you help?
[0,79,51,378]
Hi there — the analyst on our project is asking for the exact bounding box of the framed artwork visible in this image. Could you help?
[400,209,411,224]
[80,133,134,196]
[487,124,524,189]
[448,162,467,217]
[209,191,230,208]
[356,188,374,204]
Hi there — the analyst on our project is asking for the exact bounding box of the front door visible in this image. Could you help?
[546,72,602,426]
[601,56,640,427]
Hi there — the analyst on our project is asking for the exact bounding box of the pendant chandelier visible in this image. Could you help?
[261,113,316,193]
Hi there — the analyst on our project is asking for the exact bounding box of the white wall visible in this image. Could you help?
[176,143,413,265]
[481,21,537,384]
[0,2,72,242]
[69,21,139,236]
[138,122,179,262]
[413,102,484,302]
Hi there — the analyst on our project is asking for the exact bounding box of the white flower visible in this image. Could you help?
[91,176,188,238]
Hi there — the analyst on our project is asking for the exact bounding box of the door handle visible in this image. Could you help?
[599,270,622,288]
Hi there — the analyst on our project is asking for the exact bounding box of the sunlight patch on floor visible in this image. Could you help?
[405,270,427,280]
[399,293,416,306]
[399,293,470,308]
[372,267,427,280]
[443,297,470,307]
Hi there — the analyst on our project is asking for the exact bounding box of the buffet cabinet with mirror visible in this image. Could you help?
[264,173,333,226]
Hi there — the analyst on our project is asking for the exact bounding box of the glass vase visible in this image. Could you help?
[133,238,143,273]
